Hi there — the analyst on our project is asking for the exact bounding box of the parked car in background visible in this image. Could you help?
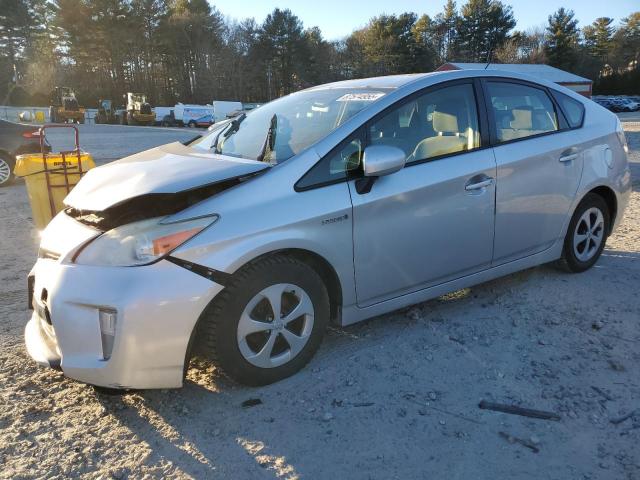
[25,70,630,389]
[0,120,50,187]
[616,98,640,112]
[595,97,640,112]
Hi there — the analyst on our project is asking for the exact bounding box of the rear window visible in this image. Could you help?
[552,91,585,128]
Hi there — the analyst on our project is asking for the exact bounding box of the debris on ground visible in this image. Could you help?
[241,398,263,408]
[498,431,540,453]
[479,400,561,421]
[610,409,639,425]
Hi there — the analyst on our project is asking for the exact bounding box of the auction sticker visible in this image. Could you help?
[337,92,386,102]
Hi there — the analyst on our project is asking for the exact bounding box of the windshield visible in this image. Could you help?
[194,88,390,163]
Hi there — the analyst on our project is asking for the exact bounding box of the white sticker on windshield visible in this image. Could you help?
[336,92,385,102]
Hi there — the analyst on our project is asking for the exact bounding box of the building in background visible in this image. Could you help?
[436,63,593,97]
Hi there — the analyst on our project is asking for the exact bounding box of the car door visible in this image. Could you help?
[347,81,497,307]
[484,80,584,265]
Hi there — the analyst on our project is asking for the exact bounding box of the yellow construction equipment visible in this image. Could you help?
[121,92,155,126]
[49,87,85,124]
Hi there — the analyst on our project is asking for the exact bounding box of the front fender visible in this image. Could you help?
[171,179,358,310]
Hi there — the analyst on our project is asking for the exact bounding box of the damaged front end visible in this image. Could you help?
[61,140,271,231]
[65,177,244,231]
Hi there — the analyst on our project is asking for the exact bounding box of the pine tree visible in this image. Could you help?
[544,8,579,71]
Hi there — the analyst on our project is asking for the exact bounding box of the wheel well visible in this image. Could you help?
[588,186,617,234]
[243,249,343,325]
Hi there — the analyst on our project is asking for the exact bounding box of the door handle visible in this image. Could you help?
[559,148,579,163]
[465,178,494,191]
[559,153,578,162]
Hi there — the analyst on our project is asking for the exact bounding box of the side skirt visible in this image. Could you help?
[340,242,563,327]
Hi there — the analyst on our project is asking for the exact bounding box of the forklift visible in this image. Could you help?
[94,99,118,124]
[120,93,155,126]
[49,87,85,124]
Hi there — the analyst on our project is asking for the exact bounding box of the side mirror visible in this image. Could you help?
[355,145,406,195]
[362,145,406,177]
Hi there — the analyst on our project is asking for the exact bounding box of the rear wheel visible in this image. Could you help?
[0,154,15,187]
[199,256,329,386]
[558,193,610,273]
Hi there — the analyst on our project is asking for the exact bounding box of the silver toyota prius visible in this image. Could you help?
[25,70,631,389]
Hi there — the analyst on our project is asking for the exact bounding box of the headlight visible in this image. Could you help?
[75,215,218,266]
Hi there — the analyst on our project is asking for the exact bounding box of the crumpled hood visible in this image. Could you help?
[64,142,269,211]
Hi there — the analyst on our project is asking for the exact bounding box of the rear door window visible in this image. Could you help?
[487,82,559,143]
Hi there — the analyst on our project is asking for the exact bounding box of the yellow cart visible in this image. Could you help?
[14,125,95,229]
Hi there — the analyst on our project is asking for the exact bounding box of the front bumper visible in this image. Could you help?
[25,257,223,389]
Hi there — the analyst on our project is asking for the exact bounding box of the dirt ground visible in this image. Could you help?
[1,122,639,480]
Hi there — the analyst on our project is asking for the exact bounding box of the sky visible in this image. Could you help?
[209,0,639,40]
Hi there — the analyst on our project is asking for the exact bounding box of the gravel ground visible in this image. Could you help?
[1,122,639,480]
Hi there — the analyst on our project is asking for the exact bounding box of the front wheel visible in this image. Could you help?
[558,193,610,273]
[199,256,329,386]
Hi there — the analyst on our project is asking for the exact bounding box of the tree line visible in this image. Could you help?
[1,0,639,107]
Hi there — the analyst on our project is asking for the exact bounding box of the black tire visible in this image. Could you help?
[0,153,15,187]
[199,255,329,386]
[188,121,196,128]
[558,193,610,273]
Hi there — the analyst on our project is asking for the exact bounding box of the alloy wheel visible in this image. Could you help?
[237,283,314,368]
[573,207,605,262]
[0,157,12,185]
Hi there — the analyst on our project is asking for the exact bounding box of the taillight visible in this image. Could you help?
[21,130,41,139]
[615,118,629,155]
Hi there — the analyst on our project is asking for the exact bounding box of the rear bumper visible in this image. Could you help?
[25,257,224,389]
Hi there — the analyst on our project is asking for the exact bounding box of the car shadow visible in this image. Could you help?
[91,263,556,478]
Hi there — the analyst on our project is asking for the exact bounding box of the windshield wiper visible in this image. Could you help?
[256,114,277,163]
[213,113,246,153]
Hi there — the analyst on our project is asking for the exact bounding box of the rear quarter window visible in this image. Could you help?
[552,91,585,128]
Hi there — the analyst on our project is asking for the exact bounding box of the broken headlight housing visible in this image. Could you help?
[75,215,218,266]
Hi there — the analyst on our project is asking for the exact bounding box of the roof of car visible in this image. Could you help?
[306,67,582,93]
[439,63,592,84]
[306,72,441,90]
